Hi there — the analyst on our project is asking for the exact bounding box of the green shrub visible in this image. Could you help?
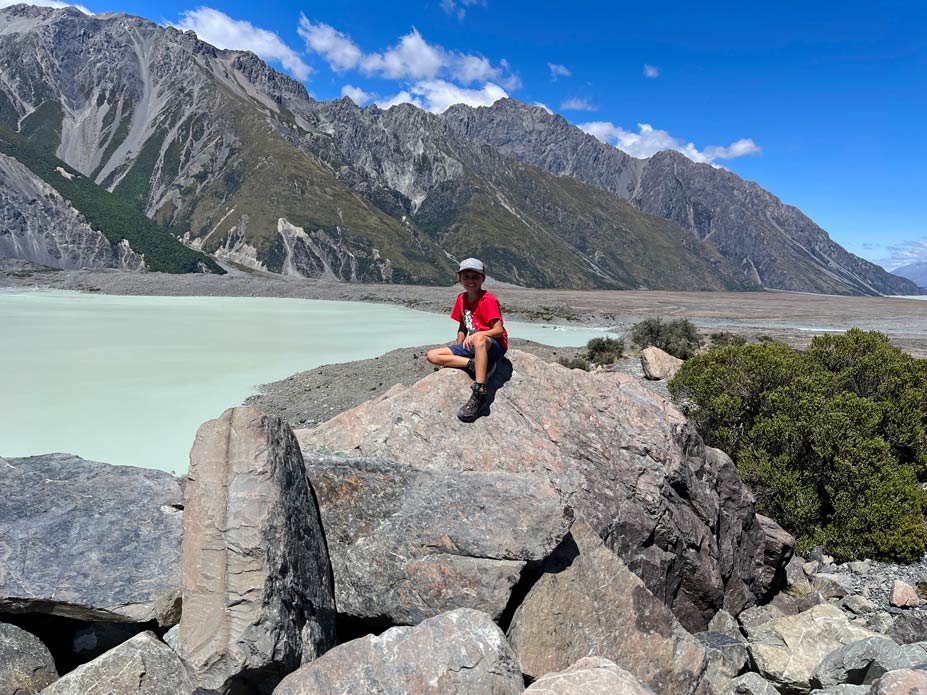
[558,355,590,371]
[586,336,624,365]
[669,329,927,563]
[630,318,703,359]
[709,331,747,348]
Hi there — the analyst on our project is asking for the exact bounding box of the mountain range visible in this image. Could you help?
[0,4,920,295]
[892,262,927,289]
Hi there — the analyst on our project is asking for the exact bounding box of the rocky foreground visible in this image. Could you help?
[3,351,927,694]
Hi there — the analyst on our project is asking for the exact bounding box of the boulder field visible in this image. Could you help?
[2,349,927,694]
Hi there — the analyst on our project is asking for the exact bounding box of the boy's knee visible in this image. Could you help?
[425,348,443,365]
[471,334,489,350]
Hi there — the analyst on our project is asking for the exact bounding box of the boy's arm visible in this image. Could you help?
[456,321,467,344]
[462,318,503,348]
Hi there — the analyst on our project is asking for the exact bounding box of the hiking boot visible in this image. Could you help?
[463,358,476,380]
[457,384,487,422]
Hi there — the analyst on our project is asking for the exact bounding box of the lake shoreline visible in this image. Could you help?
[2,264,926,356]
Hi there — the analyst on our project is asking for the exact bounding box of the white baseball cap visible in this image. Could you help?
[457,258,485,274]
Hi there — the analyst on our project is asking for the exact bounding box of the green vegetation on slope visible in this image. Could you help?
[668,329,927,562]
[0,126,223,274]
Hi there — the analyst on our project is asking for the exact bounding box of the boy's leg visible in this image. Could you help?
[426,345,472,369]
[469,335,502,384]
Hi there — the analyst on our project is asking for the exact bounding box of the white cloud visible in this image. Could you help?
[298,19,517,88]
[361,28,444,79]
[175,8,311,81]
[643,64,660,78]
[533,102,553,113]
[377,80,507,113]
[878,239,927,270]
[560,97,596,111]
[578,121,762,164]
[341,84,374,106]
[0,1,91,14]
[548,63,571,80]
[296,16,362,73]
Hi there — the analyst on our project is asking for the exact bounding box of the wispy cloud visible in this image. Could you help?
[377,80,507,113]
[298,18,517,88]
[341,84,374,106]
[579,121,762,164]
[440,0,485,21]
[643,64,660,78]
[0,0,91,14]
[560,97,596,112]
[876,239,927,270]
[175,8,311,81]
[548,63,571,80]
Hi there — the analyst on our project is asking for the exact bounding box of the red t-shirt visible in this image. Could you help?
[451,290,508,352]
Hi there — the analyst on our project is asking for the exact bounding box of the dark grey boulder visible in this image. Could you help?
[811,636,912,688]
[507,518,707,694]
[40,631,185,695]
[0,621,58,694]
[887,610,927,645]
[297,351,792,631]
[178,407,336,695]
[304,453,573,624]
[0,454,182,625]
[273,608,523,695]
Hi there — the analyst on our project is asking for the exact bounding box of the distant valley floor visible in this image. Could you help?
[3,263,926,357]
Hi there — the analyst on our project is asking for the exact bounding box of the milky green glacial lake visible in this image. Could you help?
[0,290,614,474]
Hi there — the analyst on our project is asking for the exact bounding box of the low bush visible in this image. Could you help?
[630,318,703,359]
[586,336,624,365]
[669,329,927,563]
[709,331,747,348]
[558,355,590,371]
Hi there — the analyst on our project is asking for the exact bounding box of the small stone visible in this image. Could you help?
[729,672,779,694]
[848,561,872,576]
[640,345,684,380]
[887,611,927,644]
[890,580,922,608]
[814,573,854,599]
[843,595,879,616]
[804,560,821,576]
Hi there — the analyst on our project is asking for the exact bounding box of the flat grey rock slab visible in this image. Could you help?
[523,656,657,695]
[507,518,707,694]
[272,608,523,695]
[305,453,572,624]
[40,631,185,695]
[297,350,791,632]
[178,407,335,694]
[0,454,182,624]
[0,621,58,694]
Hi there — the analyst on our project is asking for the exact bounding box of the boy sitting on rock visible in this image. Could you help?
[426,258,508,422]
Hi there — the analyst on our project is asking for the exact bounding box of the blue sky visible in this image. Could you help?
[13,0,927,269]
